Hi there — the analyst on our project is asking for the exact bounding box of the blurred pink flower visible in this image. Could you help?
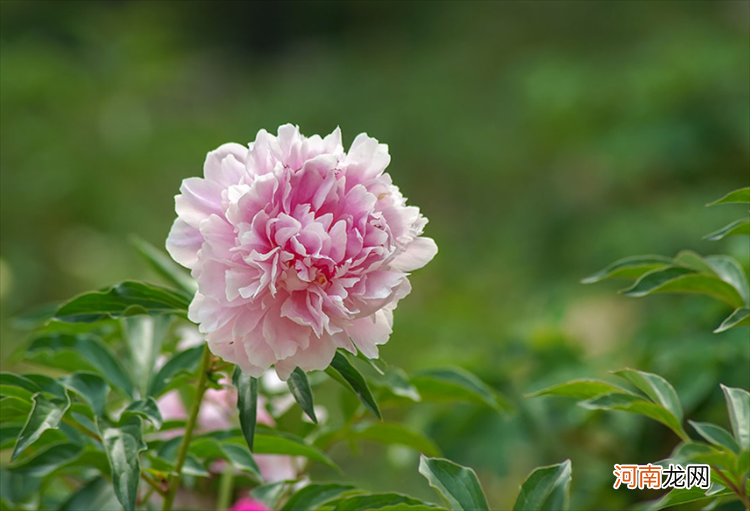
[229,497,269,511]
[167,124,437,379]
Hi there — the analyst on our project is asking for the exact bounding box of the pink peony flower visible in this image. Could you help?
[229,497,269,511]
[167,124,437,379]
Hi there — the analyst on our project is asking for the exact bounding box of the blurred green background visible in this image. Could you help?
[1,1,749,509]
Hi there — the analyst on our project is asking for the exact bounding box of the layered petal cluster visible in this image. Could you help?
[167,124,437,379]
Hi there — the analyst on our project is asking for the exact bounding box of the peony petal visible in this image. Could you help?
[166,218,204,269]
[390,237,438,272]
[346,309,393,358]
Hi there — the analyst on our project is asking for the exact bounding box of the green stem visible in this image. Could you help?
[162,345,213,511]
[216,464,235,511]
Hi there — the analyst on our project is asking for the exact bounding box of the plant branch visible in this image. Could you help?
[141,473,166,497]
[162,344,213,511]
[711,465,749,510]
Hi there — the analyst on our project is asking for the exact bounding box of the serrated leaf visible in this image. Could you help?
[527,379,630,400]
[334,493,440,511]
[419,455,489,511]
[130,236,198,296]
[579,392,688,441]
[55,281,190,323]
[411,367,512,413]
[707,187,750,206]
[281,483,359,511]
[581,255,673,284]
[98,415,146,511]
[512,459,571,511]
[12,392,71,461]
[59,477,120,511]
[612,368,683,421]
[689,421,740,453]
[705,219,750,241]
[147,345,204,397]
[721,385,750,451]
[26,334,134,397]
[251,427,338,470]
[61,372,109,417]
[621,267,744,308]
[328,351,381,419]
[8,442,82,477]
[232,366,258,452]
[352,422,441,457]
[715,308,750,333]
[123,397,163,429]
[123,315,169,396]
[287,367,317,423]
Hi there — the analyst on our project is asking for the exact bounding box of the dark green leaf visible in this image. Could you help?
[527,379,629,400]
[55,281,190,323]
[0,373,41,401]
[689,421,740,453]
[123,315,169,396]
[147,345,204,397]
[250,428,338,470]
[281,483,359,511]
[98,415,146,511]
[634,485,733,511]
[61,372,109,417]
[706,255,750,306]
[123,397,163,429]
[59,477,121,511]
[612,368,683,421]
[26,334,134,397]
[419,455,489,511]
[705,219,750,241]
[220,442,261,478]
[581,255,673,283]
[380,366,421,402]
[334,493,440,511]
[0,425,22,450]
[0,397,32,424]
[233,366,258,452]
[287,367,317,423]
[669,443,736,470]
[353,422,441,457]
[512,459,571,511]
[8,442,82,477]
[130,235,198,295]
[411,367,513,413]
[707,187,750,206]
[12,392,71,461]
[328,351,381,419]
[715,308,750,333]
[22,374,67,399]
[673,251,716,274]
[721,385,750,451]
[620,267,744,308]
[251,481,289,509]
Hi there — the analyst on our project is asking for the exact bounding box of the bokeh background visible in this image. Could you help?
[1,1,749,509]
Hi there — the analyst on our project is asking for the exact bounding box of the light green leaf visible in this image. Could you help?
[287,367,317,423]
[705,255,750,306]
[59,477,121,511]
[380,366,421,402]
[123,315,169,396]
[147,345,204,397]
[512,459,571,511]
[621,267,744,308]
[251,428,338,471]
[233,366,258,452]
[130,236,198,295]
[281,483,359,511]
[527,379,630,400]
[98,415,146,511]
[55,281,190,323]
[669,442,737,471]
[353,422,441,457]
[26,334,134,397]
[123,397,163,429]
[707,187,750,206]
[715,308,750,333]
[419,455,489,511]
[673,251,716,275]
[721,385,750,451]
[12,391,71,461]
[581,255,673,283]
[579,392,688,441]
[612,368,684,421]
[8,442,82,477]
[328,351,381,419]
[411,367,513,413]
[189,438,260,478]
[689,421,740,453]
[333,493,441,511]
[61,372,109,417]
[705,219,750,241]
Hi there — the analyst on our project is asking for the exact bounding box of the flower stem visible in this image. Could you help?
[216,464,235,511]
[162,344,213,511]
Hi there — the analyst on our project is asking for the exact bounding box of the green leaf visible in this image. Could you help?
[147,345,204,397]
[251,428,338,470]
[715,308,750,333]
[328,351,381,419]
[527,379,630,400]
[130,235,198,295]
[579,392,688,441]
[12,391,71,461]
[581,255,673,283]
[632,485,733,511]
[8,442,82,477]
[0,425,23,450]
[669,442,737,470]
[721,385,750,451]
[251,481,289,509]
[707,187,750,206]
[0,373,41,400]
[55,281,190,323]
[333,493,441,511]
[689,421,740,453]
[705,255,750,306]
[512,459,571,511]
[352,422,441,457]
[621,267,744,308]
[98,415,146,511]
[281,483,359,511]
[220,442,261,477]
[123,315,169,396]
[612,368,684,421]
[673,250,717,275]
[59,477,120,511]
[411,367,513,413]
[287,367,317,423]
[61,372,109,417]
[419,455,489,511]
[26,334,134,397]
[0,397,32,424]
[380,366,421,402]
[123,397,163,429]
[22,374,67,399]
[705,219,750,241]
[233,366,258,452]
